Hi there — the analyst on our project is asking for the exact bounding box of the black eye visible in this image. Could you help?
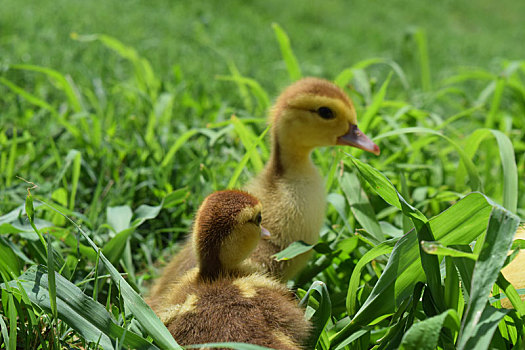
[254,212,262,225]
[317,106,335,119]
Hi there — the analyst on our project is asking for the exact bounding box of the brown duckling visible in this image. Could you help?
[149,78,379,299]
[153,190,310,349]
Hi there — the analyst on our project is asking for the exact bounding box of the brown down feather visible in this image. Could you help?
[152,190,310,349]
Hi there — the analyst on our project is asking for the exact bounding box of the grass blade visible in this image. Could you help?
[340,172,384,242]
[10,64,83,112]
[399,309,460,350]
[160,129,199,168]
[300,281,332,348]
[333,192,496,347]
[489,130,518,213]
[7,294,17,350]
[273,241,314,261]
[36,199,182,349]
[346,239,398,316]
[69,150,81,211]
[272,23,302,81]
[0,77,57,116]
[413,28,432,91]
[227,126,270,189]
[359,72,392,133]
[374,127,482,191]
[421,241,478,260]
[462,306,509,350]
[5,265,158,349]
[457,206,520,349]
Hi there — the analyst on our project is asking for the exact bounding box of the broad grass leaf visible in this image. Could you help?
[462,306,509,350]
[300,281,332,349]
[133,203,163,226]
[489,130,518,213]
[104,203,163,264]
[456,129,518,212]
[332,329,371,350]
[348,155,443,310]
[457,207,520,349]
[399,309,460,350]
[103,227,135,265]
[0,205,26,224]
[348,156,427,223]
[495,273,525,315]
[420,241,478,260]
[346,238,398,316]
[444,257,461,312]
[0,312,9,347]
[7,294,17,350]
[327,193,352,233]
[107,205,132,233]
[4,265,157,349]
[273,241,313,261]
[340,172,384,242]
[0,237,21,279]
[272,23,302,81]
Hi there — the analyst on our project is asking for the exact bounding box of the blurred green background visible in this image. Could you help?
[1,1,525,348]
[3,0,524,92]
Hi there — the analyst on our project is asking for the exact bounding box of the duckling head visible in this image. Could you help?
[192,190,269,280]
[271,77,380,157]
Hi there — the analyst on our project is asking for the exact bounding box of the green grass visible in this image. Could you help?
[1,1,525,349]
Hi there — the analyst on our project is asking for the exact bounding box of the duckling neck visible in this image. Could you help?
[268,135,316,178]
[198,260,252,281]
[198,260,222,281]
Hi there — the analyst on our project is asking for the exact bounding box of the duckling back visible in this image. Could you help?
[159,271,310,349]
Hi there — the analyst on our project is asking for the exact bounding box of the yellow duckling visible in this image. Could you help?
[153,190,310,349]
[245,77,379,279]
[149,77,379,299]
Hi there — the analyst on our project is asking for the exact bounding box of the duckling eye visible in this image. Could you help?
[254,212,262,226]
[317,106,335,120]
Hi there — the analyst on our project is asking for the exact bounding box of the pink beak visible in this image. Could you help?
[336,123,380,155]
[260,226,271,239]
